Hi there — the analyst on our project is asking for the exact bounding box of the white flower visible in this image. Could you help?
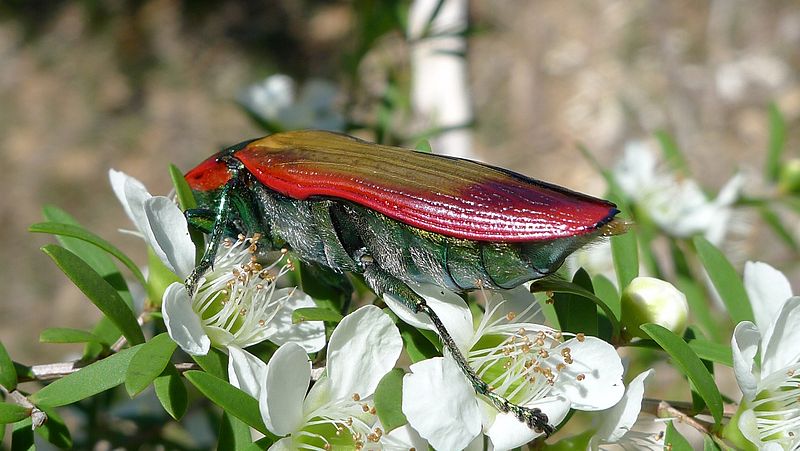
[613,140,743,245]
[240,74,345,132]
[385,285,625,450]
[228,305,404,450]
[731,261,800,450]
[589,369,665,450]
[109,169,325,356]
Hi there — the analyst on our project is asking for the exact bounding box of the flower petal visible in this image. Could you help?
[263,288,326,353]
[485,396,570,451]
[227,346,266,399]
[267,437,295,451]
[731,321,761,400]
[327,305,402,399]
[402,356,482,451]
[162,282,210,355]
[761,296,800,375]
[378,422,428,450]
[744,261,792,336]
[144,196,196,279]
[260,342,309,436]
[109,169,152,233]
[384,283,474,352]
[550,337,624,411]
[594,369,653,443]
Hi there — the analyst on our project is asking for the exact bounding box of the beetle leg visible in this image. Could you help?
[358,253,555,436]
[185,179,236,295]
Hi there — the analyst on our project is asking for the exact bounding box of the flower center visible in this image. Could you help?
[191,234,293,344]
[750,363,800,445]
[296,392,381,451]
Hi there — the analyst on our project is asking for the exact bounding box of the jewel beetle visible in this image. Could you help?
[183,130,625,434]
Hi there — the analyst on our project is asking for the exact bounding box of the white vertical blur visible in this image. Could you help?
[408,0,475,159]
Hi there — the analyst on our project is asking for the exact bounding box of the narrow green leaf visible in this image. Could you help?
[154,364,188,420]
[0,404,29,424]
[374,369,407,433]
[760,207,799,252]
[292,307,343,324]
[414,139,432,153]
[219,411,253,450]
[641,324,723,424]
[42,244,145,345]
[592,274,620,320]
[530,279,620,339]
[169,163,197,210]
[40,328,105,345]
[11,418,33,451]
[42,205,120,279]
[553,269,598,336]
[766,102,786,182]
[192,348,227,379]
[693,236,753,324]
[687,339,733,367]
[399,328,439,363]
[30,344,141,406]
[664,421,693,451]
[703,434,721,451]
[31,222,146,287]
[125,333,177,397]
[676,276,722,342]
[35,405,72,449]
[611,230,638,290]
[655,130,690,175]
[83,317,121,360]
[0,340,17,390]
[0,419,4,442]
[184,371,275,438]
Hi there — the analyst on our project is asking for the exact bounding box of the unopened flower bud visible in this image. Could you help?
[778,159,800,194]
[621,277,688,339]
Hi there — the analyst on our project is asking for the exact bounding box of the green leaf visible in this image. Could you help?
[184,371,276,439]
[83,317,121,360]
[611,229,638,290]
[676,276,722,343]
[31,222,147,287]
[41,244,145,345]
[125,333,177,397]
[11,418,34,451]
[664,421,693,451]
[192,348,228,379]
[40,328,105,345]
[592,274,620,320]
[530,278,620,339]
[766,102,786,182]
[0,404,30,424]
[35,405,72,449]
[42,206,121,280]
[374,369,407,433]
[292,307,343,324]
[693,236,754,324]
[219,411,253,450]
[414,139,432,153]
[641,324,723,424]
[760,206,799,252]
[154,364,188,420]
[553,269,598,336]
[169,163,197,210]
[0,340,17,390]
[687,339,733,367]
[703,432,721,450]
[30,344,142,407]
[655,130,691,176]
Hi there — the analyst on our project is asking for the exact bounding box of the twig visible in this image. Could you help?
[110,311,150,353]
[18,361,202,383]
[643,399,714,435]
[1,386,47,428]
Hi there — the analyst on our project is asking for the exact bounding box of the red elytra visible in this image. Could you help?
[185,130,619,243]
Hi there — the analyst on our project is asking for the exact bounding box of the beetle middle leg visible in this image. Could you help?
[357,252,555,436]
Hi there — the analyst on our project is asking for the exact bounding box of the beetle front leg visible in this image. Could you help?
[358,254,555,436]
[185,180,235,295]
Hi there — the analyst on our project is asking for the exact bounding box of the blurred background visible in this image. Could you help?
[1,0,799,378]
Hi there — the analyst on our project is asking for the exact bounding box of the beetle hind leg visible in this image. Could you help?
[358,255,555,436]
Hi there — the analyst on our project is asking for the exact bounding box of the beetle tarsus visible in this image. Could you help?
[360,258,556,436]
